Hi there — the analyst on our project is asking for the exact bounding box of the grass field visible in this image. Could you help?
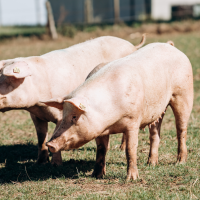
[0,30,199,199]
[0,27,46,40]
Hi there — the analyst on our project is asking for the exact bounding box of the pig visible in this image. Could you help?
[42,41,193,180]
[0,35,146,165]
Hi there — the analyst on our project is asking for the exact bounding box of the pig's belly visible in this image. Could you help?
[140,80,172,128]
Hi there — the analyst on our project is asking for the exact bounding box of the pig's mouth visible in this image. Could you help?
[46,141,62,153]
[46,137,85,153]
[46,137,70,153]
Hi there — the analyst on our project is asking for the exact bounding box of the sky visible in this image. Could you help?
[0,0,47,26]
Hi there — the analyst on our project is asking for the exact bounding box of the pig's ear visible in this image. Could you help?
[64,97,87,112]
[40,97,64,110]
[3,61,32,78]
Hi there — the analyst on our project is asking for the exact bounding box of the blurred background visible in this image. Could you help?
[0,0,199,40]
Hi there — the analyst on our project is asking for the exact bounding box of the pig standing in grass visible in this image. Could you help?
[43,42,193,180]
[0,35,145,165]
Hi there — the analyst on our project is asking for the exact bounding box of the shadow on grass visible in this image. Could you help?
[0,143,95,183]
[78,146,96,151]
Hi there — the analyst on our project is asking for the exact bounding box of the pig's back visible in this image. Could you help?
[97,42,191,97]
[41,36,135,71]
[41,36,135,96]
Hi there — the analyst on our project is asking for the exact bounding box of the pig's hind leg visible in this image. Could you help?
[170,93,193,164]
[148,114,164,166]
[120,133,126,151]
[92,135,109,178]
[31,114,49,164]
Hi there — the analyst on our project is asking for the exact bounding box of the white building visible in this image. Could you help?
[0,0,47,26]
[0,0,199,26]
[151,0,200,20]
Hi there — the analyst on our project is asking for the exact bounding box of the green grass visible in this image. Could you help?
[0,32,200,199]
[0,26,46,40]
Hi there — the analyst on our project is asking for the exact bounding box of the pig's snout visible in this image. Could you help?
[46,141,60,153]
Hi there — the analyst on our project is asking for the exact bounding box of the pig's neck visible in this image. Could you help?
[27,105,63,123]
[25,63,62,123]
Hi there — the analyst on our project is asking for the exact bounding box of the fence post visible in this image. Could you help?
[84,0,93,24]
[114,0,120,23]
[46,1,58,40]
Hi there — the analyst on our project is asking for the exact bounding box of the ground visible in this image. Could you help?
[0,28,199,199]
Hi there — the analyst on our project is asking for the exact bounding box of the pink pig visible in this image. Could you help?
[0,35,145,165]
[43,42,193,180]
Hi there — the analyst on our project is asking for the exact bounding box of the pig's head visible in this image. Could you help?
[0,60,36,111]
[41,96,101,153]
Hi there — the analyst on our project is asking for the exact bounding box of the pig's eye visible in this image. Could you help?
[71,115,77,124]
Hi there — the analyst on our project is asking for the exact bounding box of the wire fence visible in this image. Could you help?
[49,0,200,26]
[49,0,151,25]
[0,0,200,26]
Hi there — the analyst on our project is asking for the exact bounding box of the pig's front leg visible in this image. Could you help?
[125,129,139,180]
[31,114,49,164]
[148,116,163,166]
[51,121,63,166]
[92,135,109,178]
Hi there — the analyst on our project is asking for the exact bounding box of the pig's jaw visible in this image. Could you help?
[0,96,6,107]
[46,133,69,153]
[0,96,9,112]
[47,133,92,153]
[46,142,59,153]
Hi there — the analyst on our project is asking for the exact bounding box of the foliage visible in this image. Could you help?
[0,26,46,40]
[57,25,77,38]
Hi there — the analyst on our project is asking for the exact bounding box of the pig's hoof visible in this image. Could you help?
[147,157,158,166]
[176,154,187,164]
[51,159,63,166]
[37,158,49,164]
[37,150,49,164]
[120,144,126,151]
[91,170,104,179]
[92,163,106,179]
[126,167,139,181]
